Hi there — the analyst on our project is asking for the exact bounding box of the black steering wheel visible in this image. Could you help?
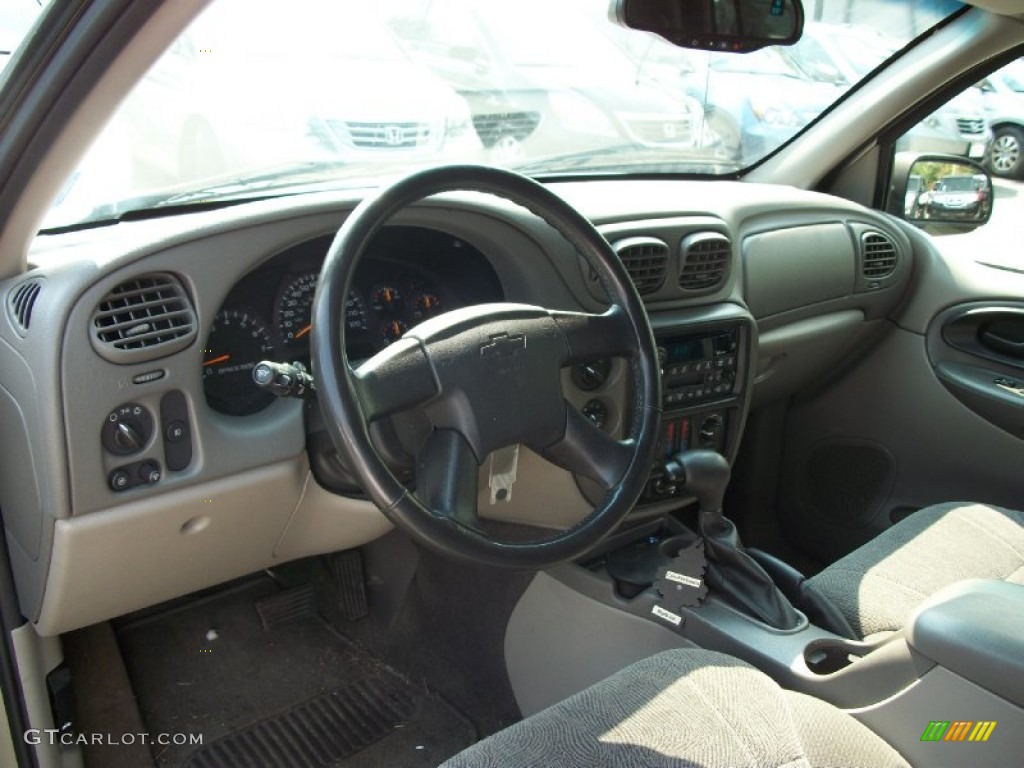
[312,165,660,569]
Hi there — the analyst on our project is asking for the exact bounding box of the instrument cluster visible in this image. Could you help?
[201,226,503,416]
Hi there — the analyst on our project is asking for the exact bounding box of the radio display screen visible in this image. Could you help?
[662,330,736,363]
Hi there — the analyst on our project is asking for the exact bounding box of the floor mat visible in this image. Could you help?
[116,578,475,768]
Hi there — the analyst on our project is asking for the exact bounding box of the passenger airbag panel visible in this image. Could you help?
[743,224,854,318]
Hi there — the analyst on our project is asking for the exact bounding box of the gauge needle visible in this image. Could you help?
[294,324,312,340]
[203,354,231,366]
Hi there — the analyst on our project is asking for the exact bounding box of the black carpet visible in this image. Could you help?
[116,577,474,768]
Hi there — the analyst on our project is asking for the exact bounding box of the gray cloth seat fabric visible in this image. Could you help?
[806,502,1024,639]
[441,649,909,768]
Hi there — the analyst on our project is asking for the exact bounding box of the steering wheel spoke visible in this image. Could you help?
[351,337,440,420]
[532,402,635,491]
[415,429,481,531]
[550,306,639,365]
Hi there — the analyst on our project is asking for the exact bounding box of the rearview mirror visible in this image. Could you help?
[615,0,805,53]
[889,154,993,234]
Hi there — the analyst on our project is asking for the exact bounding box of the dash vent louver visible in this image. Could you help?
[90,273,197,364]
[679,232,731,291]
[8,279,43,335]
[861,232,898,278]
[612,237,669,295]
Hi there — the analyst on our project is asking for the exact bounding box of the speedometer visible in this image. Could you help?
[276,272,369,345]
[345,291,369,332]
[275,272,317,346]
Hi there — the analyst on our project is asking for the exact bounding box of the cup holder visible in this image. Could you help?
[803,635,890,675]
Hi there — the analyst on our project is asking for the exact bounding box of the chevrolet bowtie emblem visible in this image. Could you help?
[480,332,526,357]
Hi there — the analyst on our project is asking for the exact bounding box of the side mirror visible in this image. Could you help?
[888,153,993,234]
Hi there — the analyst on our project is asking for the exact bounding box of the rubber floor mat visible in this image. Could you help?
[117,578,475,767]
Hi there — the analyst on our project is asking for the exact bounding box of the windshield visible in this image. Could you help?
[40,0,965,230]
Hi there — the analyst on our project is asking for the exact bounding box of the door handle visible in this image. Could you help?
[980,330,1024,359]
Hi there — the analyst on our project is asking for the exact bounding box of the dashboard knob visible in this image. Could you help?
[138,461,161,485]
[699,414,725,443]
[101,403,153,456]
[113,422,143,452]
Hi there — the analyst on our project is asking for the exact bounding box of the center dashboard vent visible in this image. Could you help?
[612,237,669,295]
[90,273,197,364]
[861,232,898,278]
[679,232,731,291]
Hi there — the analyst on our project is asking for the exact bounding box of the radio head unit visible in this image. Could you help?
[658,327,739,408]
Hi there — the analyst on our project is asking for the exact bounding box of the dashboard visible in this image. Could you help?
[201,225,503,416]
[2,178,919,635]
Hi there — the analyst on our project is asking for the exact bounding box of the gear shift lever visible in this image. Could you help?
[665,450,800,629]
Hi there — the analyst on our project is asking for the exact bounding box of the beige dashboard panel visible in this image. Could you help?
[476,446,591,530]
[273,471,393,561]
[35,458,309,636]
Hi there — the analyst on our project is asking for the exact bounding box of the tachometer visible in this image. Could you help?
[203,310,277,416]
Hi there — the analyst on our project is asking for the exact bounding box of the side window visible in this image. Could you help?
[896,86,990,164]
[892,72,1021,271]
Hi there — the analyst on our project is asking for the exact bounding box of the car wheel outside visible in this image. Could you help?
[987,125,1024,180]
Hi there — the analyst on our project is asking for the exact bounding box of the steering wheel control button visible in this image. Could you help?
[572,358,612,391]
[109,469,131,492]
[101,403,154,456]
[160,390,193,471]
[581,399,608,430]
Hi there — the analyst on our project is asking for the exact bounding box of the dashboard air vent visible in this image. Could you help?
[679,232,731,291]
[612,237,669,295]
[7,279,43,335]
[861,232,898,278]
[90,273,197,364]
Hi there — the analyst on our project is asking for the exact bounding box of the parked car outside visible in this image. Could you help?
[103,0,482,202]
[387,0,707,166]
[926,173,990,218]
[610,27,842,166]
[980,57,1024,179]
[682,47,843,165]
[785,22,992,159]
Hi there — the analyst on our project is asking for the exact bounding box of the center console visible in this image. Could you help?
[642,308,754,507]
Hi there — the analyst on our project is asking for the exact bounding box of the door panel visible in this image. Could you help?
[776,237,1024,563]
